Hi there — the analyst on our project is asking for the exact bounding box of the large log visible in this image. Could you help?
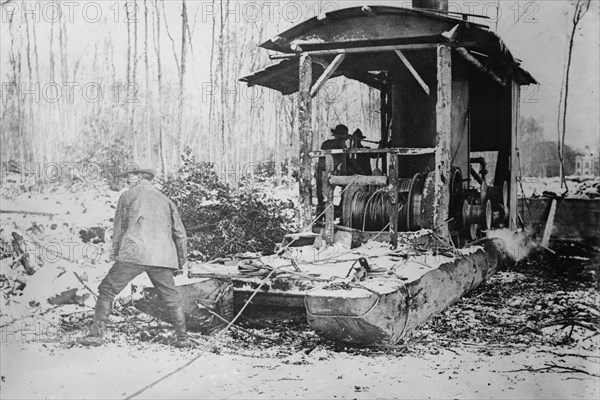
[133,278,233,334]
[305,239,510,345]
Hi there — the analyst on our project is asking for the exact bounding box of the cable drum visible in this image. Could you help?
[349,190,396,231]
[346,172,433,232]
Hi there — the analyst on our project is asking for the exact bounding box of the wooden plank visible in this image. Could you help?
[509,82,520,230]
[394,49,430,95]
[329,175,388,186]
[541,199,557,248]
[310,53,346,97]
[298,53,313,229]
[434,45,452,238]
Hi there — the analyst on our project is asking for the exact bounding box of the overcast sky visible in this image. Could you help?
[1,0,598,153]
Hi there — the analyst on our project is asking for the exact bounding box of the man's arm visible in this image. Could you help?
[112,194,127,260]
[171,202,188,269]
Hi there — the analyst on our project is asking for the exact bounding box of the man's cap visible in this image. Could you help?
[352,129,366,139]
[119,165,156,179]
[331,124,348,137]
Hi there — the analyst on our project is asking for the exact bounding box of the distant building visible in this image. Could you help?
[575,145,599,176]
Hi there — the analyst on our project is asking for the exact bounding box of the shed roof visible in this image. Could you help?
[241,6,536,93]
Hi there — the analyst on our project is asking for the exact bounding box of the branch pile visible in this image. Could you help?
[161,151,297,261]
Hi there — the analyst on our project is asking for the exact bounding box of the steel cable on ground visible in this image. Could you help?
[125,176,362,399]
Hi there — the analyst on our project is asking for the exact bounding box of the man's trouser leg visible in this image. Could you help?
[77,262,145,346]
[146,267,192,348]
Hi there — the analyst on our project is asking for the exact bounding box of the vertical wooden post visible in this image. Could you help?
[299,53,313,229]
[434,45,452,238]
[389,154,399,248]
[509,81,520,231]
[324,154,335,244]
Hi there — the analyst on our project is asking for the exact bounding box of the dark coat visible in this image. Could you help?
[351,143,374,175]
[320,137,348,172]
[113,179,187,269]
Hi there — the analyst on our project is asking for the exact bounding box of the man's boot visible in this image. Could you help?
[77,298,112,347]
[171,306,192,348]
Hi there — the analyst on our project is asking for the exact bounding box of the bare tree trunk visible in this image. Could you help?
[218,0,227,161]
[153,0,167,179]
[23,4,34,163]
[59,18,68,83]
[208,0,217,162]
[7,13,23,163]
[177,0,188,167]
[126,1,133,157]
[131,0,138,160]
[558,0,591,189]
[144,0,151,164]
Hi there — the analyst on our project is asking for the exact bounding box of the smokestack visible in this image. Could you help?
[412,0,449,13]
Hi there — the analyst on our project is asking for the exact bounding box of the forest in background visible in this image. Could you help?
[0,0,379,181]
[0,0,596,181]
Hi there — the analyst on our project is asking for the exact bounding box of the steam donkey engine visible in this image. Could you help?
[314,50,522,249]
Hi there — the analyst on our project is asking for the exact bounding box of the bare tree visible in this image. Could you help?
[144,0,151,163]
[131,0,139,159]
[153,0,167,179]
[558,0,591,189]
[177,0,189,166]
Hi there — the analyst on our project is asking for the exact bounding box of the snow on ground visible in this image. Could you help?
[1,339,598,399]
[521,176,600,198]
[1,177,598,399]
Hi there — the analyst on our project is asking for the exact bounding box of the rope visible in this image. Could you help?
[125,177,363,399]
[124,267,278,400]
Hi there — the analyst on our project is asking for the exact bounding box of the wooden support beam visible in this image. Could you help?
[298,53,313,229]
[509,82,520,231]
[541,199,557,247]
[434,45,452,238]
[324,155,335,244]
[394,49,430,96]
[329,175,388,186]
[310,53,346,98]
[389,155,399,249]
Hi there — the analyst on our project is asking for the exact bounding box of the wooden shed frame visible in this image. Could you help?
[241,6,536,247]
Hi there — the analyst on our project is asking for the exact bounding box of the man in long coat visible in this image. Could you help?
[78,167,191,348]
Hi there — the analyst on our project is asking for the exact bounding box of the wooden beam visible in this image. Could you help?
[329,175,388,186]
[541,199,557,247]
[310,147,436,157]
[509,82,520,231]
[270,41,478,59]
[298,53,313,229]
[455,47,505,86]
[394,49,430,95]
[324,154,335,244]
[389,155,399,249]
[434,45,452,238]
[310,53,346,98]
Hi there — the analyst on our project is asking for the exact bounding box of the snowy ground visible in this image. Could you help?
[2,339,598,399]
[1,176,598,399]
